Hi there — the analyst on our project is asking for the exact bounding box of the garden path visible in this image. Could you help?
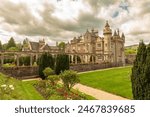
[73,83,127,100]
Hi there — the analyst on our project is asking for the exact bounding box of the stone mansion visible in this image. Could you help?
[65,21,125,64]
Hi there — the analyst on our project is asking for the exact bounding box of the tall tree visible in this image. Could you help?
[55,54,69,75]
[143,44,150,99]
[39,53,54,79]
[131,41,147,99]
[7,37,16,49]
[0,40,2,50]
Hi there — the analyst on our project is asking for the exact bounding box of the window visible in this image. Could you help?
[98,44,101,47]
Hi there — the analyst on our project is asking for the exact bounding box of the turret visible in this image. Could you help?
[103,20,112,35]
[121,33,125,43]
[103,21,112,62]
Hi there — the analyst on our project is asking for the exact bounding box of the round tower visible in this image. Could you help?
[103,21,112,61]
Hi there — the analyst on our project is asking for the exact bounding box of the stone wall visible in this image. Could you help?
[70,63,123,72]
[0,62,123,79]
[0,66,39,80]
[125,54,136,64]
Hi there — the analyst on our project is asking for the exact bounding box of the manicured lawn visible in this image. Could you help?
[79,66,132,99]
[0,73,43,100]
[0,73,95,100]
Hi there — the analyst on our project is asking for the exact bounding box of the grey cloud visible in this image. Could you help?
[84,0,117,13]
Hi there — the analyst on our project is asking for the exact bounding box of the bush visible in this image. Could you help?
[60,70,80,92]
[47,75,60,86]
[39,53,54,79]
[43,67,55,78]
[55,54,69,75]
[19,56,30,66]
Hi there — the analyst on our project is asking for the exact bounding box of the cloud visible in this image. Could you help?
[0,0,150,46]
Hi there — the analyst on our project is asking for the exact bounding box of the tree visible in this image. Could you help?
[131,41,147,99]
[55,54,69,75]
[7,37,16,49]
[58,42,65,52]
[8,47,19,51]
[0,40,2,50]
[60,70,80,92]
[39,53,54,79]
[143,44,150,99]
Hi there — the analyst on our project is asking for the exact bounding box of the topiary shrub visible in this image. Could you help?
[60,70,80,92]
[55,54,69,75]
[131,42,147,100]
[43,67,55,78]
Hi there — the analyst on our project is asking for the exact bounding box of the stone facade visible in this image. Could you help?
[65,21,125,64]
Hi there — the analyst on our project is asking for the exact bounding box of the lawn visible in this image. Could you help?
[79,66,132,99]
[0,73,95,100]
[0,73,43,100]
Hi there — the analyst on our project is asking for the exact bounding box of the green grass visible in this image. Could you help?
[79,66,132,99]
[0,73,95,100]
[0,73,43,100]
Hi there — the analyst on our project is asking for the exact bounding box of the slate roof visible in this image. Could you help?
[30,42,39,50]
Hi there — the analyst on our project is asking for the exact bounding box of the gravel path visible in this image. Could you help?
[74,83,128,100]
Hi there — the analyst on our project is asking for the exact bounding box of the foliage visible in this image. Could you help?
[58,42,65,52]
[125,48,137,55]
[0,73,43,100]
[4,58,15,64]
[131,41,150,99]
[7,37,16,49]
[55,54,69,75]
[39,53,54,79]
[2,63,15,68]
[131,41,148,99]
[47,75,60,86]
[0,40,2,50]
[43,67,55,78]
[60,70,80,92]
[8,47,19,51]
[19,56,30,66]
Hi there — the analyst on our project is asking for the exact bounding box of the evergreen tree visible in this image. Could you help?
[131,41,147,99]
[39,53,54,79]
[7,37,16,49]
[55,54,69,75]
[143,44,150,99]
[0,40,2,50]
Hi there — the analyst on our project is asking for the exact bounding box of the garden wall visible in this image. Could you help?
[70,63,123,72]
[0,62,123,79]
[0,66,39,80]
[125,54,136,64]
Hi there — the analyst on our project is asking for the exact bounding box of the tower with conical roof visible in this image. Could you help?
[103,20,112,61]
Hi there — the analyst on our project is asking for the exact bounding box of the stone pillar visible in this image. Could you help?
[35,53,38,62]
[16,54,20,66]
[75,55,78,64]
[70,55,73,64]
[30,54,33,66]
[91,55,94,64]
[80,55,83,64]
[1,54,4,66]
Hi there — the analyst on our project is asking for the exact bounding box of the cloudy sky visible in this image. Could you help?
[0,0,150,46]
